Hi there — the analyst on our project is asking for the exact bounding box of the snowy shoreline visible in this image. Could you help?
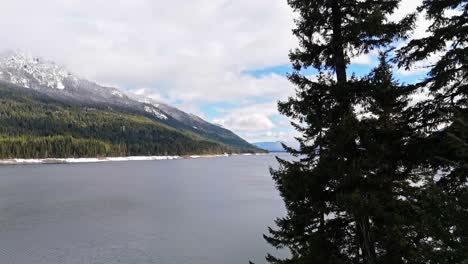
[0,153,266,166]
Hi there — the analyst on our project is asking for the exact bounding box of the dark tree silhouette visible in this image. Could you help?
[263,1,416,263]
[396,1,468,263]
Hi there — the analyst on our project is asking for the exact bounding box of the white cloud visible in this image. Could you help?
[0,0,434,143]
[214,114,275,132]
[213,102,279,132]
[240,130,301,149]
[391,0,431,40]
[131,88,166,103]
[351,54,372,65]
[0,0,296,103]
[166,72,293,103]
[212,102,300,147]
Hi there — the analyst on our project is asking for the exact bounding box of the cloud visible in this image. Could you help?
[213,102,279,132]
[240,130,301,149]
[391,0,431,40]
[0,0,434,144]
[351,54,372,65]
[166,72,293,103]
[211,102,300,147]
[214,114,275,132]
[0,0,296,103]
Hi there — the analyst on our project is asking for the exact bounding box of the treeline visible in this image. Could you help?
[0,85,237,158]
[0,135,126,159]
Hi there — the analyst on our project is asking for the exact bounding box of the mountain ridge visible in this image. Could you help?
[0,51,263,158]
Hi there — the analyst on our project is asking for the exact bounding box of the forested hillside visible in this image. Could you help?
[0,84,260,159]
[0,51,259,155]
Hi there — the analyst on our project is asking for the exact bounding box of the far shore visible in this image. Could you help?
[0,153,269,166]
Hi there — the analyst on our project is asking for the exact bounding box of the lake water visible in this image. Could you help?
[0,154,288,264]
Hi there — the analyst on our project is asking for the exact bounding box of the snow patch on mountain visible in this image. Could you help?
[144,105,168,120]
[0,51,78,90]
[111,89,124,98]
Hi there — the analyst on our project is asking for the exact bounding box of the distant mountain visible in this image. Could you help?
[253,141,287,152]
[0,51,263,158]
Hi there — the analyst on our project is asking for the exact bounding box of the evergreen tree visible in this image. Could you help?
[264,1,415,263]
[0,84,253,158]
[355,54,416,264]
[398,0,467,112]
[396,1,468,263]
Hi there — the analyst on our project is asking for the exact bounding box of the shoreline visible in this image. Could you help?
[0,153,267,166]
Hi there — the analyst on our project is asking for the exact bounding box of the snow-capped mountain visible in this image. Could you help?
[0,50,75,90]
[4,51,149,108]
[0,50,258,151]
[0,51,172,119]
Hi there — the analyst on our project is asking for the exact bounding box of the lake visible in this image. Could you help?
[0,154,288,264]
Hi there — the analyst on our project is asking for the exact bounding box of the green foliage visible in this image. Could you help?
[288,0,415,83]
[396,1,468,263]
[0,135,125,159]
[398,0,467,100]
[262,0,466,264]
[0,84,252,158]
[397,0,468,127]
[267,56,424,264]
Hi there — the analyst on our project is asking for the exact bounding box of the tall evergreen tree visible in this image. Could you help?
[263,1,415,263]
[397,1,468,263]
[355,54,416,264]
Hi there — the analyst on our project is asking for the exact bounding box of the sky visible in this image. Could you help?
[0,0,432,145]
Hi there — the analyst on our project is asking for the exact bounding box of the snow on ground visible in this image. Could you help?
[0,153,256,166]
[144,105,168,120]
[111,90,124,98]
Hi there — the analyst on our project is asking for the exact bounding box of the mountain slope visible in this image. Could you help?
[0,51,262,158]
[130,94,256,151]
[0,83,239,158]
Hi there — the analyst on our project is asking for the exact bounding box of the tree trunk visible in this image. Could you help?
[357,215,377,264]
[331,0,347,85]
[331,2,376,264]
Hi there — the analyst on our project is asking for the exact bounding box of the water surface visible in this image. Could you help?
[0,154,288,264]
